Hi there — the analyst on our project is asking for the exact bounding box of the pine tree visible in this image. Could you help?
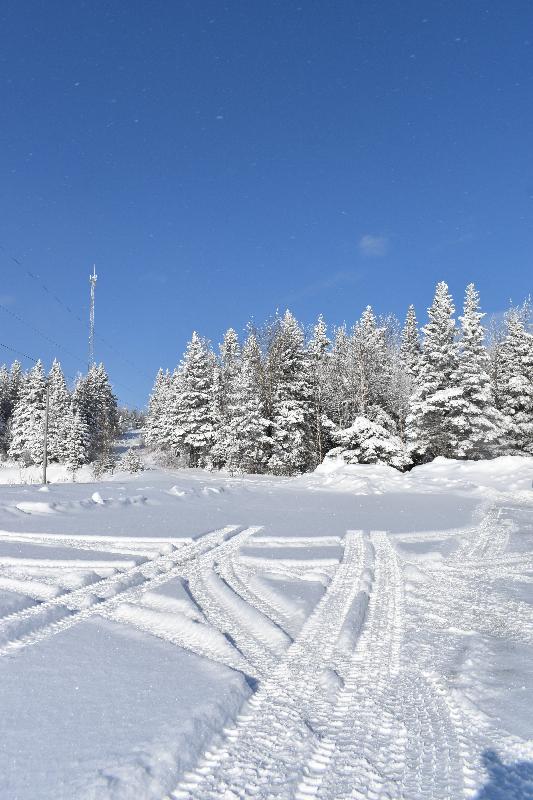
[493,303,533,452]
[8,361,47,464]
[268,311,314,475]
[406,282,458,461]
[47,360,71,462]
[173,332,216,467]
[446,284,505,458]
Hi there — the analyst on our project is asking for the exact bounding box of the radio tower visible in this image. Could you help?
[88,265,97,370]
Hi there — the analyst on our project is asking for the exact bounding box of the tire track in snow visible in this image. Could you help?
[183,526,289,679]
[400,494,533,796]
[450,503,513,563]
[0,526,247,658]
[297,532,467,800]
[170,531,369,799]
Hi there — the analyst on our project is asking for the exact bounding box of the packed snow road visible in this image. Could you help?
[0,456,532,799]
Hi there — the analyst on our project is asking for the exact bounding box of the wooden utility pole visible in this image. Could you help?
[42,380,50,484]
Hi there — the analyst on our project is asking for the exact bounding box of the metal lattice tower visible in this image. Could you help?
[88,265,97,370]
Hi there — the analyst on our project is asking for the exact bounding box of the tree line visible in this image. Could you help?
[144,281,533,474]
[0,361,119,474]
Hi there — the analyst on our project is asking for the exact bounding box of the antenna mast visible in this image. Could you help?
[88,265,97,370]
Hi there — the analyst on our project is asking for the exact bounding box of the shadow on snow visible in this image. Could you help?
[474,750,533,799]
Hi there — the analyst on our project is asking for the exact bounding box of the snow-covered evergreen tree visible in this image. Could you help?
[492,303,533,452]
[9,361,23,412]
[0,361,24,454]
[73,364,119,462]
[119,447,144,473]
[210,329,241,468]
[173,332,216,467]
[400,305,421,378]
[0,366,11,454]
[47,360,71,462]
[144,369,173,450]
[64,407,90,474]
[325,324,350,428]
[308,315,331,466]
[8,361,47,464]
[406,282,458,461]
[223,332,271,474]
[343,307,394,424]
[330,415,410,470]
[268,311,314,475]
[446,284,505,458]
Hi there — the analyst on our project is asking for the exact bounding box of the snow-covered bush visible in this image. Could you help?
[330,415,410,470]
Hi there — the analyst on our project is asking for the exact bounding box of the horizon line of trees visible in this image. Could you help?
[144,281,533,474]
[0,360,119,473]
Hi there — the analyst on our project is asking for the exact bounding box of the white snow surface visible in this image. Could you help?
[0,454,531,798]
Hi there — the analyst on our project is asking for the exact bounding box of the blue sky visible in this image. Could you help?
[1,1,532,406]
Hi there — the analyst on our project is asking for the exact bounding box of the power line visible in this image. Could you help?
[0,301,139,396]
[0,341,80,385]
[0,243,153,381]
[0,302,86,367]
[0,324,138,401]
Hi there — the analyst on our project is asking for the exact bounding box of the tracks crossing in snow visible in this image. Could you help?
[0,526,245,657]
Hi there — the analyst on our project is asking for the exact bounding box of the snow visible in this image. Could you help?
[0,618,249,800]
[0,455,531,798]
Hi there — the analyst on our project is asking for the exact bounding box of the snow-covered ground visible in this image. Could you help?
[0,454,532,799]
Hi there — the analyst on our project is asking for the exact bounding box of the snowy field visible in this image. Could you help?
[0,456,532,799]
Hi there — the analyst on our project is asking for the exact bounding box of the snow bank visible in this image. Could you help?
[311,454,533,495]
[410,455,533,493]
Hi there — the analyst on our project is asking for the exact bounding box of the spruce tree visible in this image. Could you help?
[308,315,331,466]
[8,361,47,464]
[447,284,504,458]
[72,364,119,462]
[47,360,71,462]
[9,361,23,413]
[400,305,421,378]
[0,365,11,454]
[268,311,313,475]
[406,282,458,461]
[210,329,241,468]
[352,306,393,416]
[493,303,533,452]
[223,332,271,474]
[174,332,216,467]
[64,407,90,474]
[326,324,350,428]
[144,369,172,450]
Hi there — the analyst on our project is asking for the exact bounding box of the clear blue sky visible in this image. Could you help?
[1,1,532,406]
